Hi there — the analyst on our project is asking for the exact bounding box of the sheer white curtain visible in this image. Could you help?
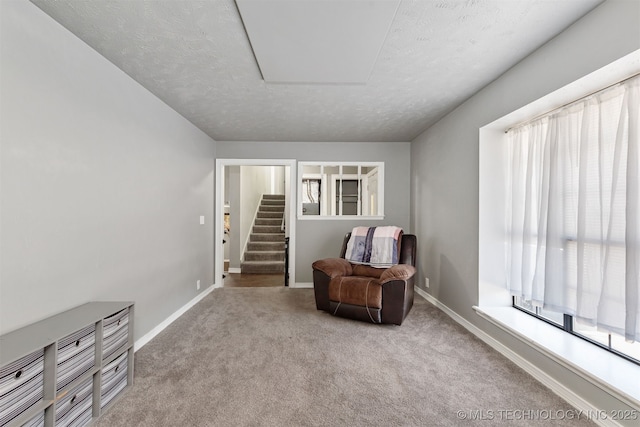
[506,75,640,341]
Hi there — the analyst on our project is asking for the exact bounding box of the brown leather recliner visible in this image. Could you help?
[312,232,417,325]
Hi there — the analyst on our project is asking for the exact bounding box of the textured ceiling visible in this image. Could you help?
[30,0,602,142]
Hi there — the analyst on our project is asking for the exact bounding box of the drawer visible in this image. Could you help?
[56,326,96,392]
[22,411,44,427]
[54,377,92,427]
[100,352,127,409]
[102,309,129,360]
[0,349,44,427]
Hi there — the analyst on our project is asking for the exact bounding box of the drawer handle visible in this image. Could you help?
[114,366,119,373]
[75,339,81,347]
[70,395,77,405]
[117,320,121,326]
[15,370,22,379]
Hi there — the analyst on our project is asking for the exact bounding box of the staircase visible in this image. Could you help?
[241,195,285,274]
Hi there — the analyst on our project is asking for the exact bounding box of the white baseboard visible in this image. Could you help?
[413,287,624,427]
[290,281,313,289]
[227,268,241,274]
[134,284,216,352]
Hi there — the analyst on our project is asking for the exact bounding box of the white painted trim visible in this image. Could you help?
[290,281,313,289]
[375,164,384,217]
[297,215,385,221]
[413,288,629,427]
[365,167,379,216]
[227,267,241,274]
[216,159,297,290]
[297,161,385,218]
[134,284,216,352]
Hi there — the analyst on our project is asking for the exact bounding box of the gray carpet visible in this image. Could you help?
[95,288,595,426]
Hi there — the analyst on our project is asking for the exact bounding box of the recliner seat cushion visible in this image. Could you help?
[351,264,385,279]
[328,276,382,309]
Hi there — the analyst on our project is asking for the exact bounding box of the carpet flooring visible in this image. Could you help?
[94,288,595,426]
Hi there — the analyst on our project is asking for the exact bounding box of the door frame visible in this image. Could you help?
[215,158,297,288]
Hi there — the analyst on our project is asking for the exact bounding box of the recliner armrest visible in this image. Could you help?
[312,258,353,278]
[380,264,416,285]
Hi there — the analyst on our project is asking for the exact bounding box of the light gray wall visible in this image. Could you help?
[411,0,639,420]
[0,0,215,340]
[216,141,411,283]
[273,166,286,195]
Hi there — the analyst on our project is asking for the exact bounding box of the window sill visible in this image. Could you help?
[297,215,385,220]
[473,305,640,409]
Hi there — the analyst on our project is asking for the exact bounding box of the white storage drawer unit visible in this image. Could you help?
[0,350,44,426]
[0,302,134,427]
[21,412,44,427]
[55,326,95,392]
[102,309,128,361]
[54,378,92,427]
[100,352,128,410]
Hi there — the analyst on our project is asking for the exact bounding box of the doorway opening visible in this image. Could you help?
[215,159,296,288]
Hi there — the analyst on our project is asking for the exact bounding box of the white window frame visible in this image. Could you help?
[298,161,384,220]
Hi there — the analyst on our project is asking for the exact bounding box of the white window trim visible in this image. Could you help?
[298,161,384,220]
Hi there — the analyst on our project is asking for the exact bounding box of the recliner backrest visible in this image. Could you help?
[339,232,416,267]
